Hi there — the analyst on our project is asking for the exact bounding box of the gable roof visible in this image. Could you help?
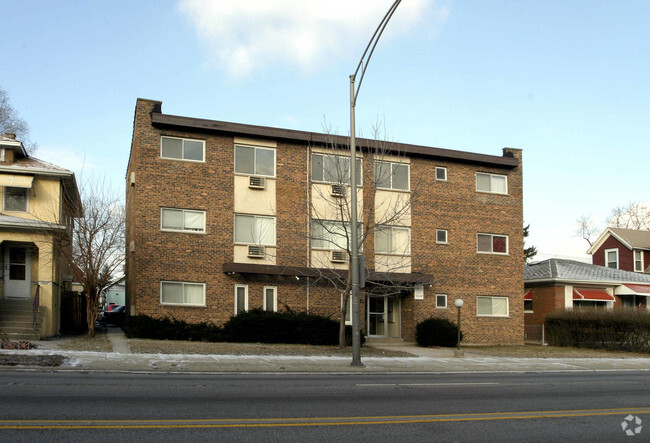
[525,258,650,285]
[0,134,27,158]
[587,228,650,254]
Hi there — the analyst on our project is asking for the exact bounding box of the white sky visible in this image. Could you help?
[2,0,649,262]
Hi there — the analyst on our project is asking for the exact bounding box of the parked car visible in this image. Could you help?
[99,305,126,326]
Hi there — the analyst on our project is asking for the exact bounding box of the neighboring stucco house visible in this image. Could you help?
[103,277,125,307]
[126,98,524,344]
[524,259,650,332]
[0,133,81,338]
[587,228,650,273]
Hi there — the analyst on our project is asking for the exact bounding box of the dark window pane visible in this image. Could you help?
[161,137,182,159]
[183,140,204,161]
[10,264,26,280]
[311,154,323,181]
[392,164,409,190]
[493,236,507,253]
[235,146,255,174]
[255,149,275,176]
[4,187,27,212]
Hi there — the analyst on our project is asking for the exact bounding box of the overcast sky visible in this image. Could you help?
[2,0,649,262]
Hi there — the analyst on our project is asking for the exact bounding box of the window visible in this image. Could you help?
[605,249,618,269]
[375,161,409,191]
[436,229,448,244]
[161,208,206,233]
[477,296,509,317]
[343,293,352,325]
[476,172,507,194]
[312,220,361,250]
[235,145,276,177]
[435,167,447,181]
[161,136,204,161]
[311,153,361,185]
[264,286,277,312]
[234,214,276,246]
[235,285,248,314]
[160,281,205,306]
[436,294,447,309]
[477,233,508,254]
[524,299,533,313]
[375,226,410,255]
[634,250,644,272]
[3,187,28,212]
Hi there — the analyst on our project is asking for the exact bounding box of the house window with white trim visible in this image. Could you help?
[477,296,509,317]
[605,249,618,269]
[311,219,361,250]
[435,167,447,181]
[375,226,411,255]
[436,294,447,309]
[477,233,508,254]
[343,293,352,325]
[476,172,507,194]
[634,250,644,272]
[234,214,276,246]
[235,145,276,177]
[3,187,28,212]
[436,229,448,244]
[235,285,248,314]
[375,161,409,191]
[161,136,204,162]
[264,286,277,312]
[160,281,205,306]
[311,153,361,185]
[161,208,206,233]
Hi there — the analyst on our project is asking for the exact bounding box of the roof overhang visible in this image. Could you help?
[573,288,615,302]
[222,263,434,285]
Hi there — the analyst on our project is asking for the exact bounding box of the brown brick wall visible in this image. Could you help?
[524,285,566,325]
[126,99,524,344]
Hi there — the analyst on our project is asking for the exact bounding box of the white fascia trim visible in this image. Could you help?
[587,228,633,254]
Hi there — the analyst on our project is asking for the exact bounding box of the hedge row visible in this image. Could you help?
[123,309,352,346]
[545,309,650,353]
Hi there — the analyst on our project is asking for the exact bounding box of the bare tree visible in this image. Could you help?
[0,87,38,154]
[576,201,650,246]
[65,178,125,337]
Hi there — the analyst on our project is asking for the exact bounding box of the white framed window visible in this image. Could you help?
[343,293,352,325]
[3,187,28,212]
[436,229,448,244]
[263,286,277,312]
[161,136,205,162]
[235,284,248,314]
[311,219,361,250]
[435,167,447,181]
[235,145,276,177]
[375,226,411,255]
[605,248,619,269]
[436,294,447,309]
[161,208,206,233]
[477,233,509,255]
[311,153,361,185]
[476,172,507,194]
[634,250,644,272]
[160,281,205,306]
[234,214,276,246]
[375,161,409,191]
[477,296,509,317]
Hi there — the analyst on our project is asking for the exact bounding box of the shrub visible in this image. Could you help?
[545,309,650,353]
[123,315,224,342]
[416,317,462,347]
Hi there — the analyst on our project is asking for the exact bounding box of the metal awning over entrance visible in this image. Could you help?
[573,288,615,302]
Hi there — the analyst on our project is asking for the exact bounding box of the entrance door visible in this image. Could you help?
[4,247,31,299]
[367,296,401,338]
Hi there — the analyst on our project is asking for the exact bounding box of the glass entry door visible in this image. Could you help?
[4,247,31,299]
[367,296,400,338]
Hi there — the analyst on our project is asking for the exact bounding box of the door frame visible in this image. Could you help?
[4,245,32,299]
[366,295,401,338]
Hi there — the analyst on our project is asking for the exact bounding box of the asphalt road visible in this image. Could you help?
[0,370,648,442]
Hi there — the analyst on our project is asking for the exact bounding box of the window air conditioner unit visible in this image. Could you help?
[247,245,265,258]
[249,176,266,189]
[330,249,347,263]
[129,171,136,187]
[331,184,345,198]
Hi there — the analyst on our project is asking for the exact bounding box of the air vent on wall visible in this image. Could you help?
[249,176,266,189]
[331,184,345,197]
[247,245,265,258]
[330,249,347,263]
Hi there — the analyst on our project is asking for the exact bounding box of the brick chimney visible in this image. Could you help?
[4,132,16,140]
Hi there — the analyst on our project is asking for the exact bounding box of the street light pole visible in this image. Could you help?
[454,298,464,358]
[349,0,402,367]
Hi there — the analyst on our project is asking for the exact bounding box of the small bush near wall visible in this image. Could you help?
[416,317,462,348]
[545,309,650,353]
[123,315,223,342]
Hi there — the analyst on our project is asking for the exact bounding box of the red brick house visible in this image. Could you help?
[125,98,525,344]
[524,259,650,335]
[587,228,650,273]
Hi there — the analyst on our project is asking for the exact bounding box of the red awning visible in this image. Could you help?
[573,288,615,302]
[623,284,650,294]
[524,289,532,300]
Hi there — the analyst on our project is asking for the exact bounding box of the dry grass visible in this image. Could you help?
[464,345,649,359]
[56,332,113,353]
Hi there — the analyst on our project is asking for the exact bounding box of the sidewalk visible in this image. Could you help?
[3,328,650,374]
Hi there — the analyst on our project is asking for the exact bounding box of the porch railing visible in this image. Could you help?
[32,285,40,330]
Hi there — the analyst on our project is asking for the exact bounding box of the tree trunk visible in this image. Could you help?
[86,288,99,338]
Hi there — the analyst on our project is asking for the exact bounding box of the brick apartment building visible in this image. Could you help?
[125,98,524,344]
